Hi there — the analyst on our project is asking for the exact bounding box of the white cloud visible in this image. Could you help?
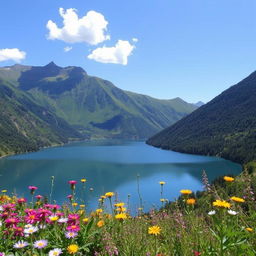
[87,40,135,65]
[47,8,110,45]
[132,38,138,43]
[64,46,72,52]
[0,48,26,62]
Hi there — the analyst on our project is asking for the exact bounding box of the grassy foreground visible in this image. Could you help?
[0,167,256,256]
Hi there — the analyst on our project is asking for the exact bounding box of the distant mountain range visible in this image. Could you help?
[0,62,197,156]
[147,71,256,164]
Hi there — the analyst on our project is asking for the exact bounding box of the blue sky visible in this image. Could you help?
[0,0,256,102]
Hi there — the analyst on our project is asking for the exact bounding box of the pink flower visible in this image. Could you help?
[5,217,20,227]
[14,226,24,237]
[3,203,16,212]
[66,224,80,232]
[28,186,38,194]
[36,195,43,200]
[25,211,39,224]
[68,214,80,224]
[68,180,77,190]
[17,198,27,204]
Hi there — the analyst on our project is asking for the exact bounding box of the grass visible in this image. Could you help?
[0,167,255,256]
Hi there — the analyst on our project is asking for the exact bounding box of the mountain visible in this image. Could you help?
[0,78,82,157]
[0,62,197,142]
[194,101,204,107]
[147,71,256,164]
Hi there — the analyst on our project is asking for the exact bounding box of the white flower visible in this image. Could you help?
[48,248,62,256]
[228,210,238,215]
[0,221,2,227]
[208,210,216,216]
[0,205,3,211]
[24,226,38,235]
[24,224,33,228]
[13,241,29,248]
[57,217,68,223]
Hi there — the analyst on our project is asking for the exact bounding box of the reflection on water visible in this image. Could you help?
[0,140,242,212]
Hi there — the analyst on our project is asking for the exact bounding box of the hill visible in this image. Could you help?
[0,78,82,157]
[0,62,197,140]
[147,71,256,164]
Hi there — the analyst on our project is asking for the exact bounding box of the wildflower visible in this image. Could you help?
[67,225,80,232]
[115,213,127,220]
[5,217,20,227]
[97,220,104,227]
[65,231,78,239]
[227,210,238,215]
[67,244,79,254]
[213,200,231,209]
[114,202,125,207]
[72,203,78,207]
[148,225,161,236]
[223,176,234,182]
[79,204,85,208]
[13,241,29,248]
[96,208,103,214]
[28,186,38,194]
[58,217,68,223]
[36,195,43,200]
[160,198,166,202]
[48,248,62,256]
[68,180,77,190]
[208,210,216,215]
[82,218,89,224]
[186,198,196,205]
[1,190,7,193]
[245,227,253,232]
[159,181,165,185]
[24,226,39,235]
[180,189,192,195]
[105,192,114,198]
[34,240,48,249]
[49,215,59,222]
[17,198,27,204]
[0,253,5,256]
[116,207,126,212]
[81,179,86,183]
[0,206,3,211]
[230,196,245,203]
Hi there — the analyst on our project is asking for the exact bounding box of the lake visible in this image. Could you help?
[0,140,242,213]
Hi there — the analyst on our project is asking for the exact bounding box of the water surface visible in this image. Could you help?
[0,140,241,212]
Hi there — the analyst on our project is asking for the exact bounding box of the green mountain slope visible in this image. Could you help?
[0,62,197,140]
[0,79,82,157]
[147,71,256,164]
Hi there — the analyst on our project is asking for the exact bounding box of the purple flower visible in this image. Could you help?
[33,239,48,249]
[65,231,78,239]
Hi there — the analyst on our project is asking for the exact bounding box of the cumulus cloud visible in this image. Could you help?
[64,46,72,52]
[0,48,26,62]
[132,38,138,43]
[46,8,110,45]
[87,40,135,65]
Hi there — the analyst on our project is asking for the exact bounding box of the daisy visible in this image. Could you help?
[34,239,48,249]
[208,210,216,216]
[24,226,38,235]
[227,210,238,215]
[65,231,78,239]
[58,217,68,223]
[13,241,29,249]
[48,248,62,256]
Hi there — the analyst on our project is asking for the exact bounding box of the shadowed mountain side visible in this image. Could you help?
[147,70,256,164]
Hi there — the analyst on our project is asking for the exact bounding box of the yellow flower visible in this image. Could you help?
[67,244,79,254]
[159,181,165,185]
[101,195,106,199]
[245,227,253,232]
[230,196,245,203]
[81,178,87,183]
[213,200,231,208]
[79,204,85,208]
[1,190,7,193]
[97,220,105,227]
[96,208,103,214]
[180,189,192,195]
[116,207,126,212]
[82,218,89,224]
[114,202,125,207]
[105,192,114,198]
[223,176,234,182]
[72,203,78,207]
[148,225,161,236]
[186,198,196,205]
[49,216,59,222]
[160,198,165,202]
[115,213,127,220]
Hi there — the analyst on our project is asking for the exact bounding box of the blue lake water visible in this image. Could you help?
[0,140,242,213]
